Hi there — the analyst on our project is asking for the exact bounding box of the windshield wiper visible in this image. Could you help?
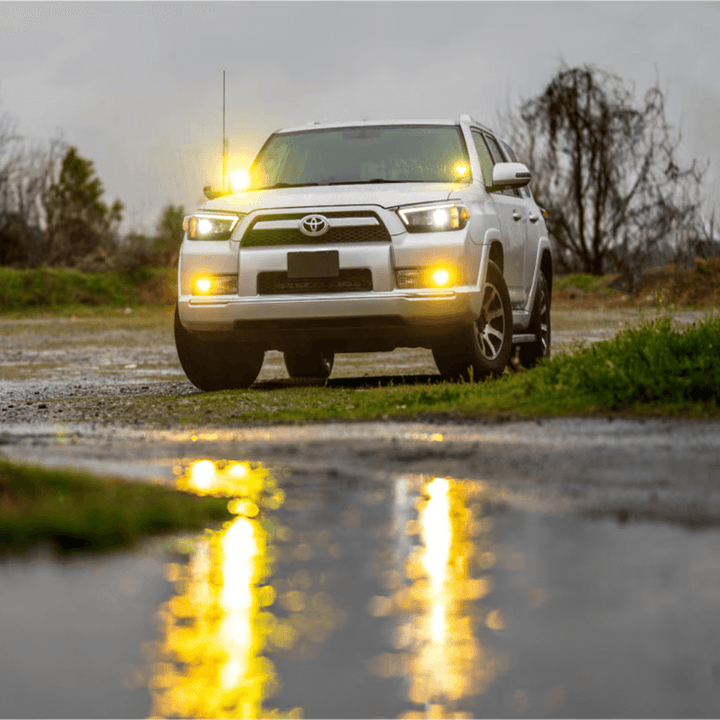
[326,178,420,185]
[256,182,320,190]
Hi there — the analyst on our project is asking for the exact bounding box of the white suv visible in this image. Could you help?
[175,115,552,390]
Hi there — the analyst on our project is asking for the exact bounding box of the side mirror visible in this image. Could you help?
[203,185,229,200]
[492,162,532,188]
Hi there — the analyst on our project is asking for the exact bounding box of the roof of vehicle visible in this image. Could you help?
[273,115,493,135]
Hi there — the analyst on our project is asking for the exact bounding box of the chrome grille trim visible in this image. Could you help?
[241,210,391,247]
[252,217,380,231]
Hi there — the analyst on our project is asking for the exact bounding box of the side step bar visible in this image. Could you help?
[511,333,536,344]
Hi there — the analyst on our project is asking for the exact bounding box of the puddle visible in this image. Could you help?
[0,540,174,718]
[3,457,720,718]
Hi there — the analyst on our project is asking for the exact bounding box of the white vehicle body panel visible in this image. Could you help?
[177,116,552,359]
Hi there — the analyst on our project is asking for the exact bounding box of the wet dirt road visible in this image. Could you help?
[1,307,720,718]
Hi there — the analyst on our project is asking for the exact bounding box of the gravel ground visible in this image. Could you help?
[1,305,704,424]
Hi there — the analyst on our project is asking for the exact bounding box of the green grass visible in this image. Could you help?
[0,266,175,311]
[126,314,719,424]
[555,273,608,293]
[0,459,233,554]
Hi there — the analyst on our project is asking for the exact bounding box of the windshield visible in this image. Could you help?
[249,125,471,189]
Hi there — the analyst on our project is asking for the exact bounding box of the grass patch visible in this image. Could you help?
[532,315,720,408]
[555,273,608,293]
[0,459,233,554]
[0,267,176,311]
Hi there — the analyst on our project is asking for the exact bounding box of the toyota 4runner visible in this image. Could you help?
[175,114,552,390]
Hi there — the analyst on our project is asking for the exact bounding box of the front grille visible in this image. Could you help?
[241,211,391,247]
[257,269,373,295]
[244,226,390,246]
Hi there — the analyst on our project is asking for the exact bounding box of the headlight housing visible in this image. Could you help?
[182,212,244,241]
[397,202,469,233]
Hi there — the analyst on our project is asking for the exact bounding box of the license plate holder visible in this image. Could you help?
[287,250,339,279]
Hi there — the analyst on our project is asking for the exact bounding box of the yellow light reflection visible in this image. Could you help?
[146,459,344,719]
[422,478,451,643]
[148,460,282,719]
[220,516,258,690]
[176,459,270,501]
[370,475,508,716]
[188,458,215,490]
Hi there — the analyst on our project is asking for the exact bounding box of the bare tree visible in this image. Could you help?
[0,111,30,266]
[500,64,707,282]
[0,107,65,267]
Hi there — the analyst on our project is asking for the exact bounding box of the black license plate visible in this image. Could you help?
[287,250,339,279]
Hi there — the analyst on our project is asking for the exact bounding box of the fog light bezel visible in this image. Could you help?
[396,265,461,290]
[191,274,238,296]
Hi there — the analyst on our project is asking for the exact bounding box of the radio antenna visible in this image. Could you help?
[222,70,227,193]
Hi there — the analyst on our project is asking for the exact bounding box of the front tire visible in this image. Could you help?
[174,305,264,391]
[517,270,551,368]
[283,348,334,379]
[433,261,513,381]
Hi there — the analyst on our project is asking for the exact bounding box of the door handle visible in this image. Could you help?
[529,213,540,223]
[512,211,522,221]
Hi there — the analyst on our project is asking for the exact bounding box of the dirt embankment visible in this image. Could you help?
[554,257,720,310]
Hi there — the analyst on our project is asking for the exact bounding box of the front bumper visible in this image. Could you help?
[178,287,483,352]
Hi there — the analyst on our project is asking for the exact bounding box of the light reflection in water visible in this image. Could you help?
[146,459,339,719]
[146,459,509,718]
[371,475,508,718]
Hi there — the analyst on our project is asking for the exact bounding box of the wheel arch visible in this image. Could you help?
[540,248,553,298]
[489,241,504,275]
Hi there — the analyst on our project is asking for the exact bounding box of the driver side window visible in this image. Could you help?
[483,133,522,197]
[471,131,495,188]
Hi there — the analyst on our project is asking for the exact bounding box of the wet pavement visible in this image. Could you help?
[2,420,720,718]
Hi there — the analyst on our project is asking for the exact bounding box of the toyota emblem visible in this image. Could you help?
[299,214,330,237]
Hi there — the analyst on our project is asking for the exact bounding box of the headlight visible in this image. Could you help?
[191,274,238,296]
[396,264,462,289]
[182,212,244,241]
[397,202,469,233]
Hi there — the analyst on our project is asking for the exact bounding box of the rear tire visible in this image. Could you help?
[174,305,264,391]
[517,270,551,368]
[283,348,334,379]
[433,261,513,381]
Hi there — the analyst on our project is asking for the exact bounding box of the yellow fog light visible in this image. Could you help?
[431,267,452,287]
[194,276,212,295]
[191,274,238,296]
[396,265,460,289]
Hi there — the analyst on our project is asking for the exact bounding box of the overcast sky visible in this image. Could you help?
[1,1,718,233]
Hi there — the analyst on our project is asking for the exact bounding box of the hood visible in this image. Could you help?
[201,183,463,214]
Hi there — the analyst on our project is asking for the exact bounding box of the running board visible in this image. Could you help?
[512,334,536,344]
